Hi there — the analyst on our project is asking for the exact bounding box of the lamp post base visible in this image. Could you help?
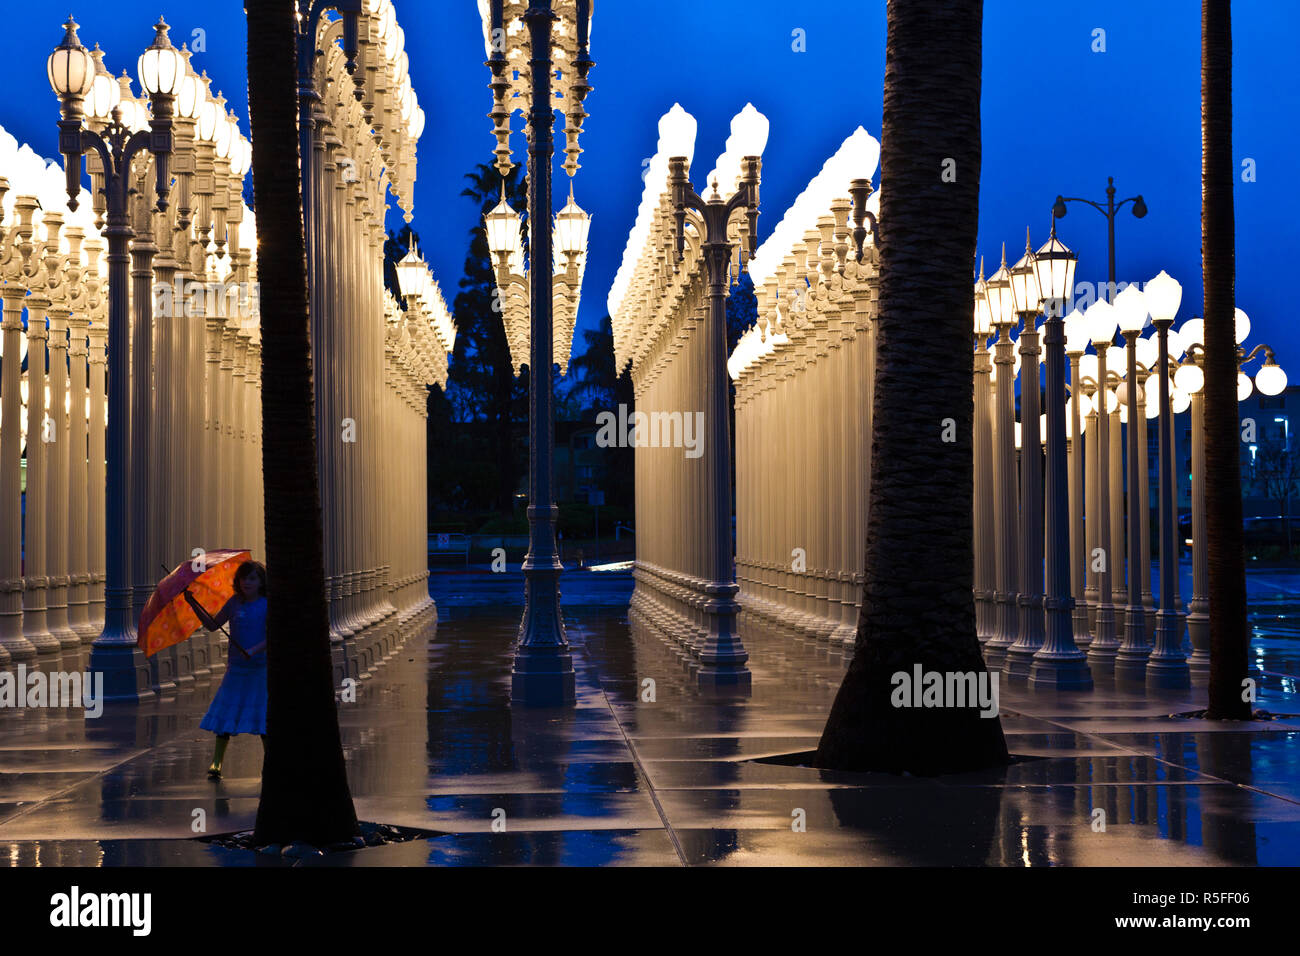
[1147,609,1190,689]
[88,642,155,702]
[1028,653,1093,690]
[511,648,577,707]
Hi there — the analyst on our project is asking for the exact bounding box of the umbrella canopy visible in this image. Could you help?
[138,550,252,657]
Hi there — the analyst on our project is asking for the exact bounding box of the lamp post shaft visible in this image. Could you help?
[1149,320,1190,686]
[1116,334,1150,680]
[1088,343,1119,667]
[1031,313,1091,687]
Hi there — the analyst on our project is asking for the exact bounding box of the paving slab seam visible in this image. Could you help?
[0,746,152,834]
[1025,710,1300,808]
[582,627,687,866]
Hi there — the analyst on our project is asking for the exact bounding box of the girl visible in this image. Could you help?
[184,560,268,779]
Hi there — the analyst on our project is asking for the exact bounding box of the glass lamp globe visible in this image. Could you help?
[484,191,520,257]
[1178,317,1204,350]
[1256,361,1287,397]
[1085,298,1118,346]
[1008,237,1040,316]
[1237,371,1253,401]
[1063,308,1089,353]
[138,19,184,98]
[1143,269,1182,323]
[554,188,591,258]
[1235,308,1251,345]
[1113,283,1148,335]
[1171,388,1191,415]
[1175,361,1204,394]
[48,17,95,99]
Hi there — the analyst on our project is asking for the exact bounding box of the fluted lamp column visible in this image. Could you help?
[1112,283,1151,682]
[1085,299,1121,672]
[1144,269,1191,688]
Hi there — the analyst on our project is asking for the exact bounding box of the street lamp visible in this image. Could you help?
[1063,308,1093,648]
[1142,269,1191,687]
[482,0,595,705]
[1112,282,1151,681]
[666,105,764,693]
[1085,297,1121,670]
[1028,224,1091,688]
[973,263,996,643]
[1052,177,1146,303]
[50,17,177,700]
[981,246,1020,668]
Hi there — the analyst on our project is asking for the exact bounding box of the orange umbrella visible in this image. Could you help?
[138,550,252,657]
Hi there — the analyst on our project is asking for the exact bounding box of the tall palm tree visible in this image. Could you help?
[245,0,358,845]
[814,0,1008,774]
[1202,0,1250,720]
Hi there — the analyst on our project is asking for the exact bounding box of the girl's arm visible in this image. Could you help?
[243,639,266,657]
[184,592,234,631]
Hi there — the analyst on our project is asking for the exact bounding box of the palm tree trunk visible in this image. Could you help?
[814,0,1008,773]
[245,0,359,844]
[1202,0,1251,720]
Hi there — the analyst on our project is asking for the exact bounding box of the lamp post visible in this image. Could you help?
[1142,269,1191,687]
[1003,233,1047,679]
[1052,177,1146,304]
[1064,309,1093,648]
[490,0,595,706]
[1085,298,1121,670]
[667,137,762,692]
[973,264,995,642]
[1029,224,1091,688]
[1112,282,1151,681]
[51,17,178,700]
[982,247,1019,668]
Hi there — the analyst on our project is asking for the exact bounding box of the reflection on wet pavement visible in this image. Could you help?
[1,567,1298,865]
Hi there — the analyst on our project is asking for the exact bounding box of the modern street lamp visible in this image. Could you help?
[1029,224,1091,688]
[1142,269,1191,688]
[1085,297,1121,670]
[1052,177,1146,303]
[50,16,178,699]
[1112,282,1151,681]
[666,110,764,692]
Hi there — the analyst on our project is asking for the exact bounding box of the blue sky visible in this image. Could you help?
[5,1,1297,365]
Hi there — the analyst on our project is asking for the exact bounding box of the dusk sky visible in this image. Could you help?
[5,1,1297,365]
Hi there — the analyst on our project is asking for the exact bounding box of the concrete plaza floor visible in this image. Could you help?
[0,565,1298,866]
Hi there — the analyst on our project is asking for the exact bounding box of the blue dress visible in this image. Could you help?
[200,596,268,736]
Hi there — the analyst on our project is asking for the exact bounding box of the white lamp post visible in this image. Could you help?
[1112,282,1151,680]
[1143,269,1191,687]
[1085,297,1121,669]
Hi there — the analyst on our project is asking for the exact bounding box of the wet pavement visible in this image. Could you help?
[0,563,1298,865]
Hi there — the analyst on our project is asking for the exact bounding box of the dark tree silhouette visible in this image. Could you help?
[1202,0,1251,719]
[814,0,1009,774]
[245,0,358,845]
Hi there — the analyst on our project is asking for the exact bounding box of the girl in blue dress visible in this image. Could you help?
[184,560,268,779]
